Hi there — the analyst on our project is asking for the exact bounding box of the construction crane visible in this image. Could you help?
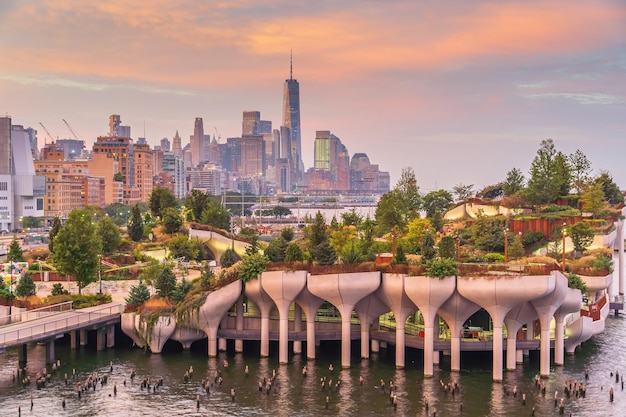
[62,119,82,141]
[38,122,56,144]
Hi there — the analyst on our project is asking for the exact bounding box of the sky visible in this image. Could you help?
[1,0,625,192]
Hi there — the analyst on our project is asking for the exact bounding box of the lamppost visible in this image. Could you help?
[562,223,567,273]
[98,254,103,294]
[504,228,509,263]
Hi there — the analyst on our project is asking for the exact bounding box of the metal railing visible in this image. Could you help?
[0,301,74,326]
[0,303,123,347]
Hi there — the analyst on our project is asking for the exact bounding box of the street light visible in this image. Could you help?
[504,228,509,263]
[98,254,103,294]
[562,223,567,273]
[455,233,461,261]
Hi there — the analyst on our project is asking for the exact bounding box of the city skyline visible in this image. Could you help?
[1,1,625,191]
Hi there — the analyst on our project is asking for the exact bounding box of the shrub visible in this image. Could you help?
[51,283,69,296]
[126,281,151,306]
[220,248,238,268]
[485,253,505,263]
[425,258,459,279]
[238,254,268,283]
[567,273,588,293]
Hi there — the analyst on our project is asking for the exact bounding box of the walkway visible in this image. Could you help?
[0,302,123,352]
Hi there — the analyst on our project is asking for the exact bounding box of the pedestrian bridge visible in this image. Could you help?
[0,303,123,356]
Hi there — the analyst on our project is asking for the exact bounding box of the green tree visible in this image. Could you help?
[220,248,238,268]
[375,167,422,235]
[125,281,151,305]
[508,233,525,260]
[357,217,377,261]
[306,211,328,247]
[15,273,36,297]
[138,259,162,288]
[405,217,432,253]
[245,235,260,256]
[452,183,474,203]
[271,206,292,218]
[580,182,607,218]
[422,190,453,219]
[285,243,304,263]
[438,235,456,259]
[51,209,102,294]
[341,209,362,227]
[469,212,506,252]
[48,216,62,254]
[200,199,231,230]
[171,277,193,302]
[280,227,294,242]
[265,237,288,262]
[155,267,176,298]
[569,149,592,195]
[311,241,337,265]
[330,227,357,260]
[341,241,363,264]
[239,253,269,283]
[128,204,144,242]
[593,171,623,204]
[526,139,570,206]
[199,263,215,289]
[149,187,178,220]
[51,283,69,296]
[168,235,199,261]
[97,216,121,254]
[421,233,437,263]
[162,207,183,234]
[8,236,25,262]
[330,216,339,231]
[568,221,595,253]
[186,189,211,222]
[502,168,525,196]
[391,244,408,265]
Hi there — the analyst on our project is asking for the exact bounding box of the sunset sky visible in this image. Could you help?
[1,0,625,192]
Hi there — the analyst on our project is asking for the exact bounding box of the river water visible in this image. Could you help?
[0,314,625,417]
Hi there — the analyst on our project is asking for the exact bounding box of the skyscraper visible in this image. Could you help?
[282,52,303,179]
[190,117,204,168]
[172,130,182,155]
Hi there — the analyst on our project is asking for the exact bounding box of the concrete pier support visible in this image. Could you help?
[293,304,303,355]
[531,272,568,378]
[617,208,626,295]
[516,350,523,364]
[218,338,227,351]
[504,302,536,371]
[355,294,388,360]
[106,325,115,349]
[405,276,455,377]
[96,328,106,351]
[308,272,380,369]
[554,288,583,366]
[375,274,417,369]
[235,295,244,353]
[46,339,55,364]
[18,344,27,365]
[295,287,324,360]
[438,293,480,373]
[244,277,274,358]
[260,271,307,365]
[80,329,88,346]
[433,350,440,365]
[70,331,78,349]
[371,339,380,353]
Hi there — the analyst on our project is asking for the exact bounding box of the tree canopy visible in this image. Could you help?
[51,209,102,293]
[149,187,178,219]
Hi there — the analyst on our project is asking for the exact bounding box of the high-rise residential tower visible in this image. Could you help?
[282,52,303,179]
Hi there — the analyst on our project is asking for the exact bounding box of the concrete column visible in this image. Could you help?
[492,325,504,382]
[70,331,78,349]
[539,327,550,377]
[341,315,352,368]
[433,350,440,365]
[380,340,388,349]
[516,350,523,364]
[360,321,370,359]
[617,214,626,295]
[554,320,565,366]
[395,319,407,368]
[278,311,289,364]
[371,339,380,353]
[295,287,324,361]
[450,336,461,371]
[306,314,316,359]
[106,325,115,349]
[293,304,303,355]
[207,327,219,357]
[18,344,27,365]
[506,336,517,370]
[80,329,88,346]
[46,339,55,364]
[424,323,434,377]
[235,296,244,353]
[96,328,106,351]
[218,338,227,351]
[260,315,270,357]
